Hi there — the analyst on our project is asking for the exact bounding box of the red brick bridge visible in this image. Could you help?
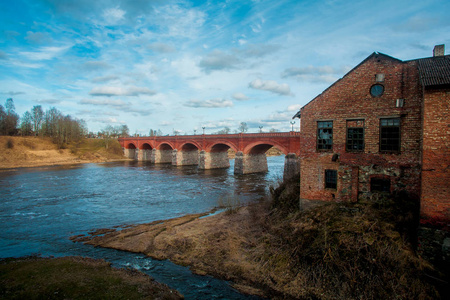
[118,132,300,177]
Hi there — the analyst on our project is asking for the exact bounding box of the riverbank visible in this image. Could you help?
[0,256,183,299]
[72,180,444,299]
[0,136,127,170]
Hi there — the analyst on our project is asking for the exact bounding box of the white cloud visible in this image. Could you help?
[80,98,128,107]
[248,79,292,96]
[148,43,176,53]
[92,75,119,83]
[159,120,174,126]
[287,104,302,112]
[90,117,126,125]
[19,46,70,61]
[37,99,61,104]
[89,86,156,97]
[184,98,233,108]
[25,31,52,44]
[199,50,241,73]
[232,92,250,101]
[82,61,113,71]
[281,65,349,83]
[102,7,126,25]
[171,56,202,79]
[156,5,206,38]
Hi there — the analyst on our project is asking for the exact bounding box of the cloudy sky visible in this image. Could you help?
[1,0,449,135]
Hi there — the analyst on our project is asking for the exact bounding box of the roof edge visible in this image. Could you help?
[298,52,403,112]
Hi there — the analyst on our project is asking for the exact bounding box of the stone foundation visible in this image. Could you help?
[234,151,268,175]
[198,150,230,169]
[139,149,152,161]
[283,153,300,181]
[172,149,199,166]
[124,148,137,160]
[153,149,172,164]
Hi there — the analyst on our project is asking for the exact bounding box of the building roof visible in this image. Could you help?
[416,55,450,88]
[292,50,450,118]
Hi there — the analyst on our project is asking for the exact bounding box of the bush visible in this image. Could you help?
[6,138,14,149]
[270,173,300,214]
[107,140,124,156]
[259,193,440,299]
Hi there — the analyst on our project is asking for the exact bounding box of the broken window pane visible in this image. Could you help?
[317,121,333,150]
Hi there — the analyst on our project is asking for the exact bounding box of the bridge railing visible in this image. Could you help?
[118,131,300,141]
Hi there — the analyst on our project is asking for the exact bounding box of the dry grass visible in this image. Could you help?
[0,136,127,169]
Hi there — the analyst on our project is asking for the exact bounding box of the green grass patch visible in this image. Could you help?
[0,256,182,299]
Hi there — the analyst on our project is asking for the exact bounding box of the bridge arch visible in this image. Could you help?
[125,142,137,149]
[124,142,137,159]
[179,141,201,151]
[243,141,288,155]
[175,142,200,166]
[140,143,153,161]
[205,140,238,153]
[157,142,175,150]
[141,143,152,150]
[153,142,174,164]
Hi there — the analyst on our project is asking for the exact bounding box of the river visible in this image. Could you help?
[0,156,285,299]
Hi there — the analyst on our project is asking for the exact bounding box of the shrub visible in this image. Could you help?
[270,173,300,214]
[259,193,440,299]
[6,138,14,149]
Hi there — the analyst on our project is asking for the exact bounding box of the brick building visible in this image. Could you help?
[294,45,449,223]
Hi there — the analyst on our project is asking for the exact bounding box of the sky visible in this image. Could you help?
[0,0,449,135]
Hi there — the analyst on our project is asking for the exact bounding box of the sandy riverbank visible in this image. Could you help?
[0,136,128,170]
[72,205,271,297]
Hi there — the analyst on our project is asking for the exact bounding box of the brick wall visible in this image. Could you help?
[421,89,450,222]
[299,53,423,202]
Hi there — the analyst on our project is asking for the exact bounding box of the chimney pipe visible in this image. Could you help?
[433,44,445,57]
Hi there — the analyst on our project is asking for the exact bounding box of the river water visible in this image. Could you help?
[0,156,285,299]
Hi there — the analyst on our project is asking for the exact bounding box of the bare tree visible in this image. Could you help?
[119,125,129,137]
[2,98,19,135]
[31,105,44,136]
[216,127,231,134]
[149,129,163,136]
[20,111,33,136]
[238,122,248,133]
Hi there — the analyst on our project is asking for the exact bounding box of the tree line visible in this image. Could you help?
[0,98,87,148]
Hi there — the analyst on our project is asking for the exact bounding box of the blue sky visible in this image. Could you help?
[1,0,449,135]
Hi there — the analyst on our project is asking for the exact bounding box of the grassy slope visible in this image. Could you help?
[0,136,126,169]
[0,256,183,299]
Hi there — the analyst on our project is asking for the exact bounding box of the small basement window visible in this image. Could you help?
[370,177,391,193]
[325,169,337,190]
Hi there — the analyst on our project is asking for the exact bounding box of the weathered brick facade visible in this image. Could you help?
[421,89,450,222]
[296,49,449,223]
